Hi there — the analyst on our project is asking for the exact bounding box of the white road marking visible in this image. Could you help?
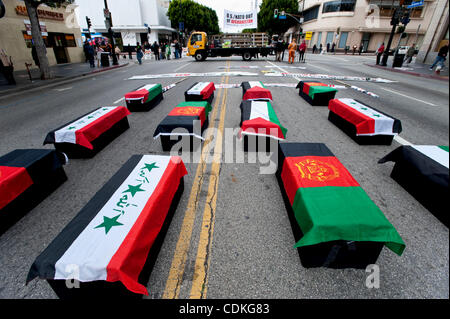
[54,87,73,92]
[113,97,125,104]
[381,87,437,106]
[394,135,413,146]
[174,62,192,72]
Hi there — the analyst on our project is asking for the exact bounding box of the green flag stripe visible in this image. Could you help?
[309,86,337,99]
[438,146,449,152]
[144,84,162,103]
[266,102,287,138]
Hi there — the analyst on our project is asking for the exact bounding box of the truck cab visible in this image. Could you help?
[187,32,208,61]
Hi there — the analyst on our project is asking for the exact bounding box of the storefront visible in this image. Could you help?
[0,0,84,71]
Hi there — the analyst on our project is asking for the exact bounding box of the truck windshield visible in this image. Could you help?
[190,34,203,44]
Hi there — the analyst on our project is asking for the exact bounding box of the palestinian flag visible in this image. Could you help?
[153,101,212,140]
[185,82,215,103]
[296,81,337,106]
[241,81,273,101]
[44,106,131,150]
[278,143,405,257]
[379,145,449,226]
[239,100,287,140]
[329,98,402,136]
[27,155,188,296]
[124,84,163,112]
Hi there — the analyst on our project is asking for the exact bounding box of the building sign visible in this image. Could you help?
[24,20,48,36]
[224,9,257,29]
[16,5,64,21]
[305,32,313,40]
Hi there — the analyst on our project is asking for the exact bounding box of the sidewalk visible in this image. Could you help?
[0,58,129,97]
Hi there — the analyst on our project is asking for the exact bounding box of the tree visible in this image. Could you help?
[257,0,298,36]
[24,0,73,80]
[167,0,219,35]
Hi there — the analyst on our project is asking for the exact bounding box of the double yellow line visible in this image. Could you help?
[163,61,230,299]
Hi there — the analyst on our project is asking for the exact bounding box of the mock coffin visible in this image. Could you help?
[0,149,67,234]
[276,143,405,268]
[241,81,273,101]
[296,81,337,106]
[124,84,163,112]
[184,82,215,104]
[27,155,187,299]
[44,106,131,158]
[328,98,402,145]
[153,101,212,151]
[379,145,449,227]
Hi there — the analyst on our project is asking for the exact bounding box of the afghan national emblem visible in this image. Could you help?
[295,159,340,182]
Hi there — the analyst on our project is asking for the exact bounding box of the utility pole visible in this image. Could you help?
[104,0,118,65]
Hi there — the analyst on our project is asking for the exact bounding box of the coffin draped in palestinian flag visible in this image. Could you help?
[239,100,287,141]
[296,81,337,106]
[0,149,67,233]
[241,81,273,101]
[27,155,187,297]
[277,143,405,266]
[328,98,402,145]
[124,84,163,111]
[184,82,215,103]
[379,145,449,227]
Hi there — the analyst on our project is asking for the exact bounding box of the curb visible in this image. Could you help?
[365,63,449,81]
[0,62,130,100]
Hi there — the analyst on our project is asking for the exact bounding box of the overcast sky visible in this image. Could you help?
[194,0,260,32]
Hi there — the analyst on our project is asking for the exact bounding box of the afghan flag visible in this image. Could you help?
[124,84,163,111]
[278,142,405,256]
[329,98,402,136]
[153,101,212,140]
[379,145,449,226]
[44,106,131,150]
[0,149,67,211]
[27,155,187,296]
[185,82,215,102]
[241,81,273,101]
[296,81,337,106]
[239,100,287,141]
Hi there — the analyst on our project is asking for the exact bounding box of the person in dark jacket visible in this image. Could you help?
[152,41,160,60]
[136,42,143,65]
[429,43,448,71]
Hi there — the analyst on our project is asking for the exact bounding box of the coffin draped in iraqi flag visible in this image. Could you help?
[277,143,405,258]
[239,100,287,140]
[44,106,131,153]
[379,145,449,227]
[184,82,215,103]
[296,81,337,106]
[124,84,163,111]
[241,81,273,101]
[27,155,188,296]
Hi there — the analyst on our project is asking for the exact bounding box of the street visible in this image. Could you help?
[0,52,448,299]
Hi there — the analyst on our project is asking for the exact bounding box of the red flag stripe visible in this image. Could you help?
[168,107,206,126]
[0,166,34,210]
[241,118,285,139]
[328,99,375,135]
[243,87,273,101]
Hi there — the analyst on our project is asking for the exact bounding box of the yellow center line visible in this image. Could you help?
[162,61,230,299]
[189,64,230,299]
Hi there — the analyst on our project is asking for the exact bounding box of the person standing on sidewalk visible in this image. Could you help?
[165,42,171,60]
[136,42,143,65]
[86,44,95,68]
[0,49,16,85]
[299,40,306,62]
[429,42,448,71]
[376,42,385,65]
[404,44,416,65]
[288,38,297,64]
[152,41,160,61]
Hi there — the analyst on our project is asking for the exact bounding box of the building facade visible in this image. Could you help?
[75,0,176,49]
[295,0,437,53]
[0,0,84,71]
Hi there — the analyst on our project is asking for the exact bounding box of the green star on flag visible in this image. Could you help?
[95,215,123,234]
[122,184,145,197]
[141,162,159,173]
[68,126,76,130]
[87,116,95,119]
[373,114,381,117]
[360,107,368,110]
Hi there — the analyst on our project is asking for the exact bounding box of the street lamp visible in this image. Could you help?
[104,0,118,66]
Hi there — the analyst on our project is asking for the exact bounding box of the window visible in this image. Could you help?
[22,31,49,48]
[316,32,322,46]
[65,34,76,47]
[190,33,203,44]
[368,1,423,18]
[303,5,320,22]
[322,0,356,13]
[338,32,348,48]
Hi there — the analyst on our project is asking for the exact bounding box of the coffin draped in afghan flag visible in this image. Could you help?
[296,81,337,106]
[276,143,405,268]
[153,101,212,151]
[184,82,215,104]
[44,106,131,158]
[379,145,449,227]
[124,84,163,112]
[241,81,273,101]
[328,98,402,145]
[27,155,187,299]
[0,149,67,234]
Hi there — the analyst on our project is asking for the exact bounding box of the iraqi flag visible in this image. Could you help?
[379,145,449,226]
[153,101,212,140]
[124,84,163,109]
[278,142,405,256]
[44,106,131,150]
[239,100,287,140]
[329,98,402,136]
[241,81,273,101]
[296,81,337,105]
[27,155,188,296]
[184,82,215,102]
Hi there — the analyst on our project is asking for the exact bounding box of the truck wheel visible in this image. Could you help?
[195,52,204,62]
[242,51,252,61]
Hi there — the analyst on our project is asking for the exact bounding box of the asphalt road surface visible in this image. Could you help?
[0,52,448,299]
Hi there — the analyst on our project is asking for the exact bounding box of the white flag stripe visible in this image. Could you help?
[139,84,158,91]
[54,107,117,144]
[248,81,264,88]
[54,155,171,282]
[249,102,269,121]
[188,82,210,95]
[412,146,449,169]
[339,98,395,136]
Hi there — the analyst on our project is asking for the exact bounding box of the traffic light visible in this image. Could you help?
[86,16,92,29]
[274,9,278,19]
